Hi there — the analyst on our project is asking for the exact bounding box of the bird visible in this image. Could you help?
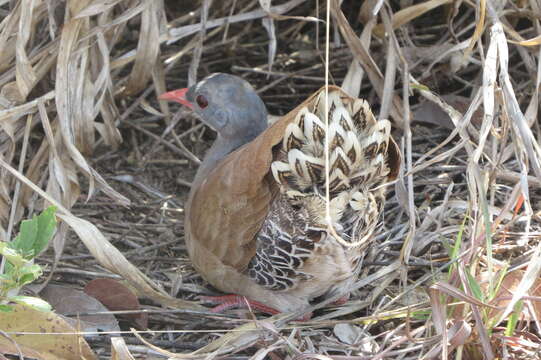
[159,73,400,315]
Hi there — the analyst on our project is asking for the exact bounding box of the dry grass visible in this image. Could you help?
[1,0,541,358]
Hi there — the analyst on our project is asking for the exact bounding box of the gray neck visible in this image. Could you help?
[191,132,257,189]
[190,103,268,193]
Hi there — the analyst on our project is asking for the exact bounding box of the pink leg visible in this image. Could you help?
[199,294,312,320]
[199,295,280,315]
[331,294,350,306]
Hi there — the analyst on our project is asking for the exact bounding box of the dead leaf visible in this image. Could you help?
[330,0,404,128]
[111,337,136,360]
[479,270,541,321]
[85,278,148,329]
[0,304,97,360]
[333,323,363,344]
[373,0,452,37]
[75,0,124,18]
[0,341,43,360]
[413,95,483,129]
[166,0,308,44]
[258,0,319,21]
[124,1,162,95]
[0,82,26,106]
[40,283,120,334]
[508,34,541,46]
[261,17,276,73]
[57,213,203,310]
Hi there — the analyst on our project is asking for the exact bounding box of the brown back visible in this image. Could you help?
[187,86,401,271]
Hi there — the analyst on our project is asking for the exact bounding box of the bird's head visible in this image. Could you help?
[159,73,268,142]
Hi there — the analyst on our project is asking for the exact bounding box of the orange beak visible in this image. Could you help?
[158,88,194,109]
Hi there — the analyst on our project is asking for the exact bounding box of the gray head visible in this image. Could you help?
[160,73,268,144]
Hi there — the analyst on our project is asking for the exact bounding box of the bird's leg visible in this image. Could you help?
[331,294,350,306]
[199,295,280,315]
[199,295,312,320]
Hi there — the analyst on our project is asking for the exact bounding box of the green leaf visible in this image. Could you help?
[0,304,13,312]
[411,83,430,91]
[16,264,42,285]
[12,216,38,257]
[410,309,431,320]
[35,206,57,255]
[491,266,509,302]
[0,242,27,267]
[18,273,39,287]
[466,270,484,302]
[451,213,467,260]
[505,300,523,336]
[10,296,52,312]
[10,206,57,260]
[0,273,16,288]
[447,212,469,282]
[440,236,452,257]
[18,263,42,277]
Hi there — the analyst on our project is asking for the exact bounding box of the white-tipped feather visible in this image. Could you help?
[327,122,347,150]
[271,161,291,186]
[332,106,354,131]
[315,90,343,119]
[302,111,325,152]
[283,123,306,151]
[343,131,362,167]
[327,167,349,191]
[330,147,351,175]
[270,90,392,244]
[287,149,324,187]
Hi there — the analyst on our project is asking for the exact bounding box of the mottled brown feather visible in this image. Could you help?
[185,85,401,310]
[186,88,329,278]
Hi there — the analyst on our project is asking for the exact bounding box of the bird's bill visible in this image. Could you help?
[158,88,194,109]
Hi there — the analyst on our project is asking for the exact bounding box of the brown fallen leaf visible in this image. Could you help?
[0,304,97,360]
[40,283,120,334]
[479,270,541,321]
[85,278,148,329]
[413,95,483,129]
[0,341,43,360]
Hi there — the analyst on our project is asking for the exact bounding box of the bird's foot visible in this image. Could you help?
[199,294,312,320]
[199,294,280,315]
[331,294,350,306]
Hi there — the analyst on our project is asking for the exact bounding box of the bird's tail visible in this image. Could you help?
[271,90,393,231]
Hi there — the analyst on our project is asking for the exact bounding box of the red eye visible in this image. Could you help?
[196,95,208,109]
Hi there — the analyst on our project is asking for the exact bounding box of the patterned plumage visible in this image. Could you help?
[247,91,394,298]
[160,74,400,313]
